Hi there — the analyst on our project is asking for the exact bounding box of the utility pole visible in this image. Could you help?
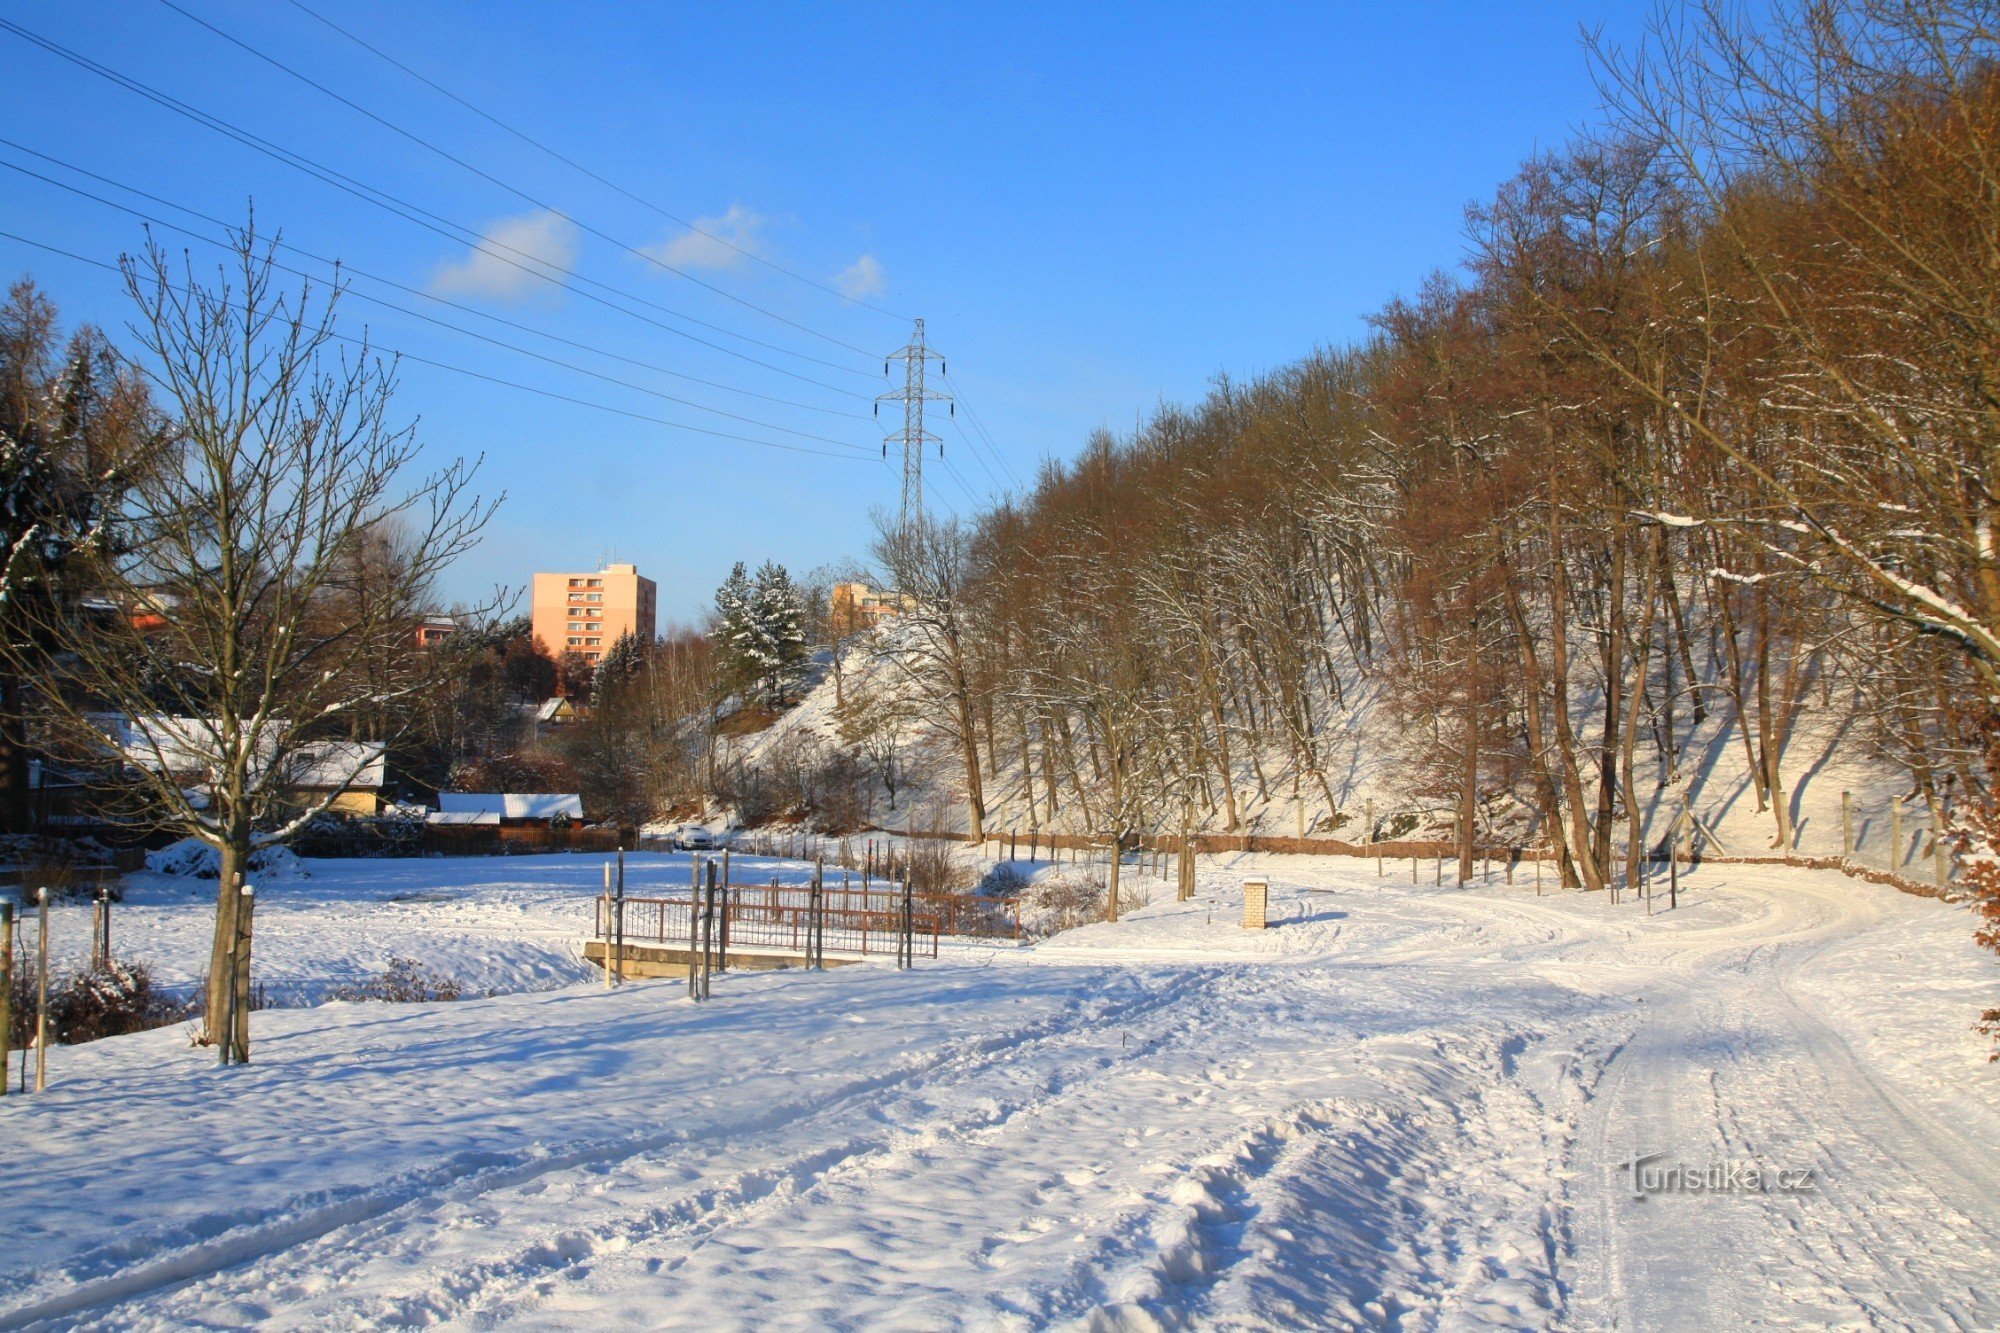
[877,318,950,530]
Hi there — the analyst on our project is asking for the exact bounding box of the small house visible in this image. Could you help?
[535,696,579,729]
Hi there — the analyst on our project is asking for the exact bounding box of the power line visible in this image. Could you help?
[0,147,873,427]
[941,370,1024,491]
[947,415,1006,493]
[0,229,873,462]
[155,0,886,360]
[0,16,881,383]
[280,0,909,323]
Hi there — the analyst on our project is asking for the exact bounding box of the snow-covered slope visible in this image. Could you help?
[1,851,1993,1327]
[735,624,1940,888]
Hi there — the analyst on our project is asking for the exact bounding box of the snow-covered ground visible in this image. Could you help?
[1,850,1995,1328]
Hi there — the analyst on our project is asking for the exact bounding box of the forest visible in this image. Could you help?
[848,0,2000,991]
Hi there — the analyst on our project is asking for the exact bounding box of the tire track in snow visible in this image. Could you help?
[46,965,1219,1331]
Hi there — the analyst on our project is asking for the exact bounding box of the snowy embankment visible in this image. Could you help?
[1,853,1996,1328]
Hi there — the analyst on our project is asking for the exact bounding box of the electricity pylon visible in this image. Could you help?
[876,318,950,530]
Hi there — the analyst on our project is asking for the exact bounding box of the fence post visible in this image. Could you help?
[0,899,11,1098]
[1669,816,1680,910]
[810,858,823,968]
[90,893,104,969]
[233,885,255,1063]
[602,863,615,988]
[686,858,702,1000]
[613,865,627,986]
[1107,837,1121,924]
[1842,790,1853,860]
[1937,838,1948,889]
[35,888,49,1091]
[901,875,914,969]
[700,861,717,1000]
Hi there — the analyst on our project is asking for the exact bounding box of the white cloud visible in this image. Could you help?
[430,211,578,303]
[643,205,765,271]
[833,253,885,299]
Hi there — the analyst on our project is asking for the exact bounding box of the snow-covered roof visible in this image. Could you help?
[438,793,583,820]
[113,716,386,791]
[426,809,501,826]
[535,697,575,722]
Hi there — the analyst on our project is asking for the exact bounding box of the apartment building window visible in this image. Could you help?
[586,578,602,587]
[568,578,583,587]
[567,636,583,646]
[586,593,602,602]
[585,637,601,647]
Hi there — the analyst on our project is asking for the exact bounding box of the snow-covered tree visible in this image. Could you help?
[750,561,810,705]
[712,560,808,709]
[591,630,647,707]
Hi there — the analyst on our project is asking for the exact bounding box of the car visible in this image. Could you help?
[671,826,717,851]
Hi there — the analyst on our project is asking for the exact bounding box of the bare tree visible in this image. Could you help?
[11,231,498,1061]
[871,512,990,840]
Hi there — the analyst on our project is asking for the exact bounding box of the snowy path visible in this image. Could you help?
[1566,877,2000,1329]
[0,854,1993,1328]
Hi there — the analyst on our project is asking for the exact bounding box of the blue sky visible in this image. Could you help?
[0,2,1657,622]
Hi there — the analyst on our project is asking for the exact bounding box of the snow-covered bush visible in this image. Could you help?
[1014,865,1152,937]
[331,957,465,1004]
[979,862,1032,897]
[290,813,426,859]
[7,958,191,1047]
[0,835,117,870]
[1020,870,1106,937]
[145,838,309,881]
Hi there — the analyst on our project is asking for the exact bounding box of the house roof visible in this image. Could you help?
[426,809,501,826]
[535,697,575,722]
[437,792,583,820]
[112,716,386,791]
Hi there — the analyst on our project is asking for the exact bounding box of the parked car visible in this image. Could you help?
[671,826,716,851]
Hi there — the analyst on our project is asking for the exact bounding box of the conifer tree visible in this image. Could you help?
[591,630,647,707]
[712,561,758,702]
[751,561,809,706]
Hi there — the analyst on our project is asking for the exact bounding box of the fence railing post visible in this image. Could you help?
[602,863,615,988]
[0,899,10,1098]
[686,858,703,1000]
[32,886,51,1089]
[613,862,626,987]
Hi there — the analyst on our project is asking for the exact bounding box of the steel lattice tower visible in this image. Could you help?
[877,318,949,529]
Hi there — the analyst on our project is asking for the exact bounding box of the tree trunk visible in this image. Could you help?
[0,672,29,836]
[205,833,249,1053]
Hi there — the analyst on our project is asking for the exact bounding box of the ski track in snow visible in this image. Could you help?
[0,851,1993,1329]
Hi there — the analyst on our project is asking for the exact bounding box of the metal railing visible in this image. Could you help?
[597,886,944,960]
